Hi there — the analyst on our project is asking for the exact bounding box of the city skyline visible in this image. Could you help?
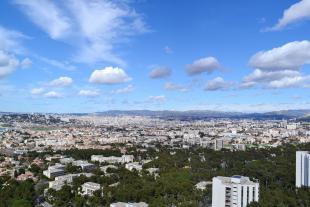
[0,0,310,113]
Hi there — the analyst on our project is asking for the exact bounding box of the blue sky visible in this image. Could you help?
[0,0,309,113]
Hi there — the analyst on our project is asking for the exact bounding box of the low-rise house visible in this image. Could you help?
[16,171,37,181]
[31,158,44,167]
[195,181,212,191]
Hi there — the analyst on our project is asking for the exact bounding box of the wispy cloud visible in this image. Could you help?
[0,25,28,54]
[267,0,310,31]
[164,46,173,54]
[187,103,310,113]
[164,82,190,92]
[147,95,166,104]
[30,87,44,95]
[79,89,100,97]
[112,84,134,94]
[14,0,149,66]
[0,50,19,79]
[35,55,76,71]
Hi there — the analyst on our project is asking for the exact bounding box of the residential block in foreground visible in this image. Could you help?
[212,175,259,207]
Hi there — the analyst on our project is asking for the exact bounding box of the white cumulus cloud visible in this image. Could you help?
[244,69,301,83]
[204,77,232,91]
[268,75,310,89]
[44,91,62,99]
[241,69,310,89]
[249,40,310,71]
[186,57,220,75]
[89,67,131,84]
[49,76,73,87]
[244,40,310,89]
[149,67,171,79]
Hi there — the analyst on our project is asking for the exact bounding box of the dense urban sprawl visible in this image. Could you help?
[0,113,309,207]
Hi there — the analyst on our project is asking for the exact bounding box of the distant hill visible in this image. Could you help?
[92,109,310,121]
[1,109,309,121]
[297,113,310,122]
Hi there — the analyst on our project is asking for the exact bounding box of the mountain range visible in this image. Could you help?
[91,109,310,121]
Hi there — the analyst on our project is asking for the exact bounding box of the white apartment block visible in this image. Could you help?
[43,164,65,179]
[91,155,134,164]
[214,139,224,151]
[81,182,101,196]
[125,162,143,172]
[296,151,310,188]
[72,160,96,171]
[110,202,149,207]
[212,176,259,207]
[287,124,297,130]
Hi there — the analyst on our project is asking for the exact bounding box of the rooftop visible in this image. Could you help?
[214,175,258,185]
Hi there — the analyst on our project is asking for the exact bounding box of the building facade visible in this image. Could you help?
[81,182,101,196]
[110,202,149,207]
[296,151,310,188]
[212,176,259,207]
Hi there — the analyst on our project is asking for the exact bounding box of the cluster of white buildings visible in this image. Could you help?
[1,114,310,207]
[49,173,93,191]
[43,155,100,196]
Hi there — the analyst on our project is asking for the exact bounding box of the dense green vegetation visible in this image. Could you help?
[2,143,310,206]
[0,177,35,207]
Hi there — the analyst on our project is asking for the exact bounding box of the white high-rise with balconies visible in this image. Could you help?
[296,151,310,188]
[212,175,259,207]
